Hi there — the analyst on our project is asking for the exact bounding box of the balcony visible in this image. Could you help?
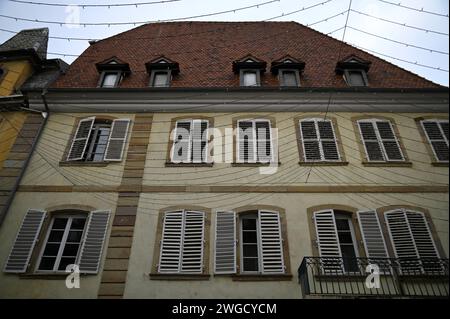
[298,257,449,298]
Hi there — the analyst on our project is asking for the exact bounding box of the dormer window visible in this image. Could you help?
[232,55,266,87]
[95,57,131,88]
[270,55,304,87]
[336,55,371,87]
[145,56,180,88]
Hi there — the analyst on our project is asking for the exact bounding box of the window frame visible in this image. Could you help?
[239,213,261,274]
[343,69,368,87]
[84,121,112,162]
[299,118,341,162]
[420,119,449,163]
[170,119,210,164]
[239,69,261,87]
[278,69,300,87]
[35,213,88,274]
[236,119,274,164]
[149,70,171,87]
[98,71,122,88]
[357,118,405,162]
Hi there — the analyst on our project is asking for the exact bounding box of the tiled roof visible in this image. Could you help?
[0,28,49,60]
[53,22,442,89]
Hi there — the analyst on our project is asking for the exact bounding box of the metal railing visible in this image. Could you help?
[298,257,449,298]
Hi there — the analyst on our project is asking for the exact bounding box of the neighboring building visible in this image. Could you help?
[0,22,448,299]
[0,28,68,226]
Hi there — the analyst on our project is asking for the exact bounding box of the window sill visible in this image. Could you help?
[231,274,292,281]
[149,273,210,281]
[299,161,349,166]
[361,161,412,167]
[431,162,448,167]
[165,162,214,167]
[19,273,89,280]
[231,162,281,167]
[59,161,111,167]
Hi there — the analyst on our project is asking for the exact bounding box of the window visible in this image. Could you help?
[37,215,87,272]
[237,119,273,163]
[242,70,259,87]
[100,72,121,88]
[299,118,340,161]
[171,119,209,163]
[279,70,299,87]
[313,210,359,273]
[150,71,170,87]
[344,70,367,87]
[357,119,404,162]
[67,117,130,162]
[158,210,205,274]
[4,209,111,274]
[214,210,285,275]
[420,119,449,162]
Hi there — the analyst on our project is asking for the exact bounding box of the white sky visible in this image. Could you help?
[0,0,448,86]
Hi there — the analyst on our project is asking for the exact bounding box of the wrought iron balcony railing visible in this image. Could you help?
[298,257,449,298]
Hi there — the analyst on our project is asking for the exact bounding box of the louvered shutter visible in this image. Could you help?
[313,210,342,271]
[67,117,95,161]
[172,121,191,163]
[181,211,205,273]
[238,121,255,162]
[376,121,403,161]
[214,211,236,274]
[421,121,449,162]
[358,121,384,161]
[256,121,272,162]
[318,121,340,160]
[104,119,130,161]
[158,211,183,273]
[258,211,285,274]
[78,210,110,274]
[357,211,389,261]
[192,120,208,163]
[300,120,321,161]
[4,209,46,273]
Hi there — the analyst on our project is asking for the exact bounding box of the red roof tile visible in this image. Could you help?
[53,21,442,89]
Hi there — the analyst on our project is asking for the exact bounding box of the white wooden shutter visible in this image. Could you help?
[4,209,46,273]
[104,119,130,161]
[300,120,321,161]
[357,210,389,260]
[358,121,384,161]
[421,120,449,162]
[375,121,404,161]
[78,210,110,274]
[67,117,95,161]
[255,120,272,163]
[318,120,340,161]
[214,211,236,274]
[313,210,342,271]
[180,211,205,273]
[158,211,183,273]
[258,210,285,274]
[301,119,340,161]
[192,120,208,163]
[238,121,255,162]
[171,121,191,163]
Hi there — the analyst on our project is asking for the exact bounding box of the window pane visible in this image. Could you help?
[243,258,259,272]
[341,245,359,272]
[243,71,257,86]
[348,71,365,86]
[48,230,64,242]
[43,243,61,256]
[62,243,80,257]
[338,232,353,244]
[335,219,350,231]
[67,231,83,243]
[153,73,168,87]
[52,218,68,230]
[38,257,56,271]
[58,257,76,271]
[282,71,297,86]
[71,218,86,230]
[243,244,258,257]
[102,73,118,87]
[242,231,257,243]
[242,218,256,230]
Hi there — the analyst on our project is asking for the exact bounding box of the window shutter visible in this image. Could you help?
[313,210,342,271]
[258,211,285,274]
[4,209,46,273]
[104,119,130,161]
[192,120,208,163]
[238,121,255,162]
[357,211,389,260]
[181,211,205,273]
[171,121,191,163]
[67,117,95,161]
[318,121,340,161]
[358,121,384,161]
[214,211,236,274]
[256,121,272,162]
[78,210,110,274]
[300,120,321,161]
[421,121,449,162]
[158,211,183,273]
[376,121,403,161]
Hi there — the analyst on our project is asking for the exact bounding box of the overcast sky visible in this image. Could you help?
[0,0,448,86]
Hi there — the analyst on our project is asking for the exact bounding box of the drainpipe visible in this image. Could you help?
[0,90,49,226]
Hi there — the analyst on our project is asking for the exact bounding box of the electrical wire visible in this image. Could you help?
[7,0,181,8]
[376,0,449,19]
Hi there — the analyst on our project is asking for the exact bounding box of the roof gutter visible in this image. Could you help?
[0,90,49,226]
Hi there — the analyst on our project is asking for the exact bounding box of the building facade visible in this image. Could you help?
[0,22,448,299]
